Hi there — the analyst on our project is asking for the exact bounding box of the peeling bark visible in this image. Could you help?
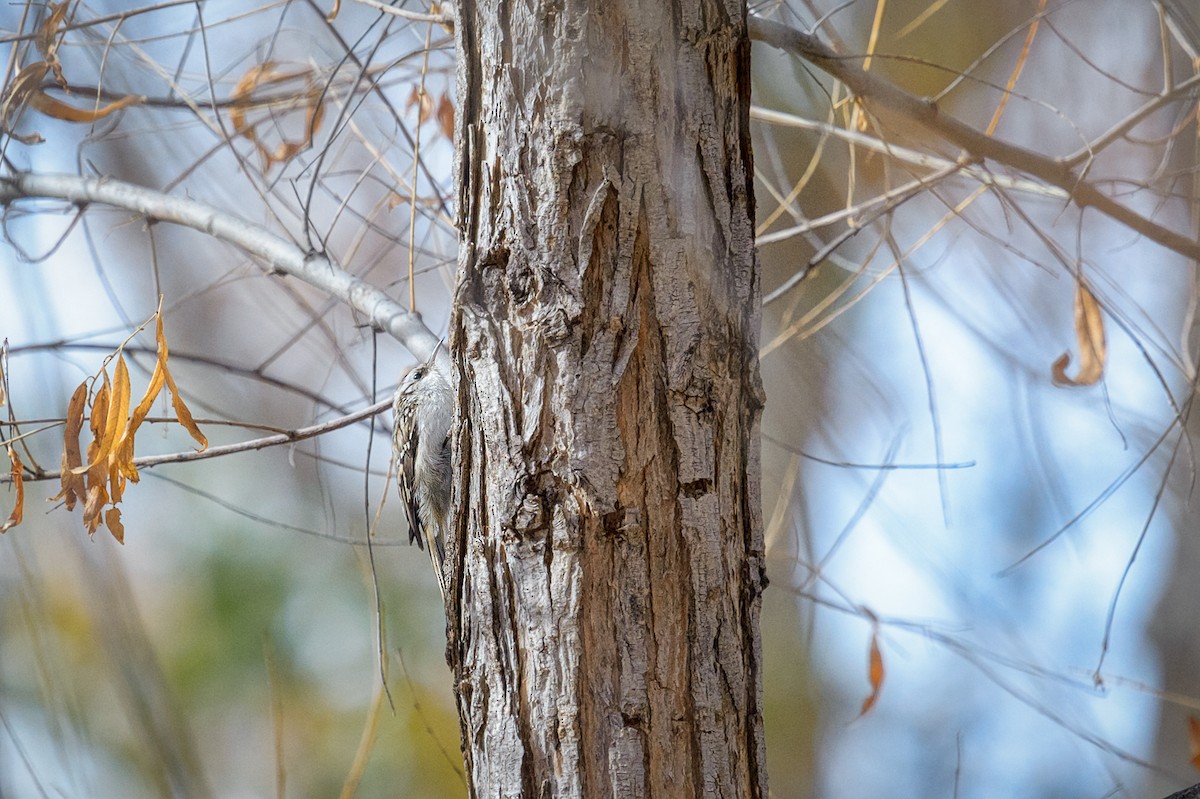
[448,1,765,796]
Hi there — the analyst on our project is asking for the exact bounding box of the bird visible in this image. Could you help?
[392,348,453,600]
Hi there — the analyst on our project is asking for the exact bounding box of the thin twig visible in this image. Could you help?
[2,399,392,485]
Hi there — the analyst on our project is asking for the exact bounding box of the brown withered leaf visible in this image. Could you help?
[81,373,112,536]
[35,2,69,85]
[1052,281,1106,386]
[77,359,131,476]
[104,507,125,545]
[407,85,433,124]
[56,310,206,542]
[35,2,69,63]
[1189,716,1200,770]
[857,631,885,718]
[54,381,88,510]
[105,356,135,506]
[28,91,143,124]
[87,378,109,458]
[436,92,454,140]
[0,61,51,143]
[82,478,108,536]
[153,313,207,452]
[1,446,24,533]
[230,62,325,170]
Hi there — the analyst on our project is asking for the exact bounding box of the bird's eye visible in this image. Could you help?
[412,367,425,380]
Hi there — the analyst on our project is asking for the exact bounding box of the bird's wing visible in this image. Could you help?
[396,417,425,550]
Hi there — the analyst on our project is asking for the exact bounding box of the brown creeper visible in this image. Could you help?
[392,352,452,600]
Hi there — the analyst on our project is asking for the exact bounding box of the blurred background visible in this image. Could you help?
[1,1,1198,796]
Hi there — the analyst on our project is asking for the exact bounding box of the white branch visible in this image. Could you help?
[0,172,449,370]
[351,0,453,25]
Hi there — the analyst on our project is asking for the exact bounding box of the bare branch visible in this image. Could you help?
[1,399,392,486]
[748,15,1200,262]
[351,0,452,25]
[0,172,448,368]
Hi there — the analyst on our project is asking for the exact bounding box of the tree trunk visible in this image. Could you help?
[447,1,766,796]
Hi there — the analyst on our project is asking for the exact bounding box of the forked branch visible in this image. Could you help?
[748,16,1200,262]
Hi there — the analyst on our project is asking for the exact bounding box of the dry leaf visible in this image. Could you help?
[28,91,143,123]
[858,631,885,718]
[1189,716,1200,770]
[407,85,433,124]
[104,507,125,545]
[1,446,25,533]
[1052,281,1106,386]
[55,308,206,542]
[153,313,208,452]
[0,61,52,143]
[54,381,88,510]
[230,62,325,170]
[35,1,68,85]
[436,92,454,140]
[35,2,68,63]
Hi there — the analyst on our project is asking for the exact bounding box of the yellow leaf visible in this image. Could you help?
[1,446,24,533]
[1052,281,1106,387]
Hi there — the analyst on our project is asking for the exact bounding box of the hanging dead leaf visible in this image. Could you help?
[326,0,341,21]
[407,85,433,124]
[35,2,68,61]
[75,358,131,476]
[230,62,326,170]
[54,308,206,542]
[857,630,885,718]
[35,1,69,84]
[1052,281,1106,386]
[1189,716,1200,770]
[153,312,208,452]
[28,91,143,123]
[78,370,113,537]
[436,92,454,140]
[104,507,125,545]
[53,381,88,510]
[0,61,52,143]
[1,446,25,533]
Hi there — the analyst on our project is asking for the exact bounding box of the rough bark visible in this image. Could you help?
[447,1,766,796]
